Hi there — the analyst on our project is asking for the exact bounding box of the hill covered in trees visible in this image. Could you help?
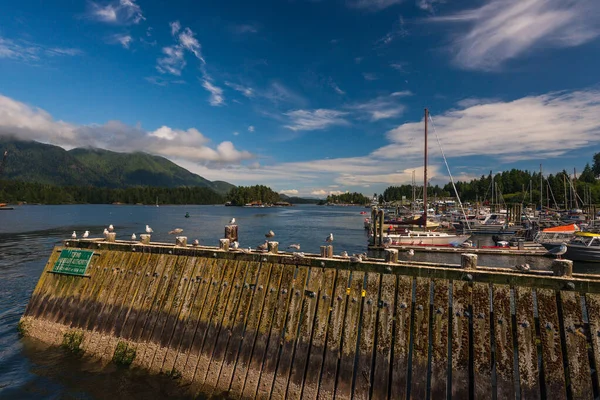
[382,154,600,207]
[0,138,234,194]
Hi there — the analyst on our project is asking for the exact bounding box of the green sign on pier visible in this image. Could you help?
[52,249,94,276]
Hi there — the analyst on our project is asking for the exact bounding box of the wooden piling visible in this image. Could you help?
[551,259,573,277]
[219,239,230,251]
[224,225,238,243]
[176,236,187,247]
[267,241,279,254]
[140,234,151,244]
[461,253,477,270]
[384,249,398,263]
[106,232,116,242]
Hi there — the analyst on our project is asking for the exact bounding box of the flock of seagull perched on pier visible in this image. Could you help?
[68,219,379,261]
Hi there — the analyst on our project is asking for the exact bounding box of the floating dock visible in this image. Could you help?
[368,243,548,257]
[20,235,600,399]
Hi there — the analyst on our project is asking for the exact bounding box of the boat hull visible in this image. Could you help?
[565,245,600,263]
[379,233,471,247]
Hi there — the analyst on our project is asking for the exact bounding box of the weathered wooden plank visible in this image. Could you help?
[176,258,223,381]
[23,247,64,317]
[390,275,413,400]
[270,266,310,400]
[192,259,243,387]
[287,267,323,400]
[148,255,197,373]
[213,261,264,395]
[133,255,181,367]
[353,272,381,400]
[57,250,112,326]
[254,264,295,399]
[493,284,516,400]
[300,267,336,400]
[370,273,396,400]
[86,252,132,356]
[410,277,431,399]
[515,286,541,399]
[163,257,209,375]
[430,278,450,399]
[229,262,275,398]
[585,293,600,396]
[316,269,350,400]
[560,291,593,400]
[452,280,472,399]
[335,271,365,400]
[472,282,493,398]
[115,252,163,341]
[110,253,153,338]
[97,252,144,360]
[536,288,567,400]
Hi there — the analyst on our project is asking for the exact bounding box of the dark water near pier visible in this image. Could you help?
[0,204,596,399]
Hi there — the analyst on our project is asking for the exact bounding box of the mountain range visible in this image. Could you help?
[0,138,235,194]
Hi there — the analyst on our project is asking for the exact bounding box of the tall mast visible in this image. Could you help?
[423,108,428,223]
[540,164,543,213]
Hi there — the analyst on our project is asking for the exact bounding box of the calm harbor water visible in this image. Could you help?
[0,204,595,399]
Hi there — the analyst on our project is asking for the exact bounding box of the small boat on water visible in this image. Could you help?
[375,230,471,247]
[563,232,600,262]
[536,223,579,250]
[0,202,14,210]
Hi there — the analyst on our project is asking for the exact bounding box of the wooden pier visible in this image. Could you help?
[20,237,600,399]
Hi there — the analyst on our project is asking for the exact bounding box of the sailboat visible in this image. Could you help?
[375,108,471,247]
[156,197,159,208]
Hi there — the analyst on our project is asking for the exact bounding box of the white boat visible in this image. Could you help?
[377,230,471,246]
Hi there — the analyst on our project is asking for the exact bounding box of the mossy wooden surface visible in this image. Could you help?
[20,241,600,399]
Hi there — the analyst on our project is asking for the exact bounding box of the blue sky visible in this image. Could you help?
[1,0,600,197]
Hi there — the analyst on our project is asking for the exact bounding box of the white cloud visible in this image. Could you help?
[417,0,444,12]
[375,16,408,46]
[284,109,349,131]
[363,73,378,81]
[390,62,408,72]
[157,23,205,75]
[233,131,239,136]
[280,189,299,195]
[0,36,81,63]
[231,24,259,34]
[110,34,133,49]
[432,0,600,71]
[346,0,403,11]
[348,94,407,121]
[170,21,181,36]
[201,80,225,106]
[145,76,186,86]
[0,93,252,165]
[248,126,255,132]
[329,80,345,95]
[89,0,144,25]
[375,89,600,162]
[225,81,254,97]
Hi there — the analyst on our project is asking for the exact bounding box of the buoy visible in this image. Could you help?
[185,212,190,218]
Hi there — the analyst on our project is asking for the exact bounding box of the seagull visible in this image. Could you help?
[288,244,301,250]
[350,254,362,263]
[382,237,392,248]
[407,249,415,256]
[131,233,136,240]
[461,240,473,248]
[83,231,89,238]
[169,228,183,235]
[265,230,275,238]
[241,247,252,254]
[193,239,200,246]
[547,243,568,259]
[340,251,349,258]
[108,224,114,232]
[515,263,530,272]
[257,241,269,251]
[232,241,239,249]
[497,241,509,248]
[292,252,305,259]
[230,218,236,224]
[146,225,153,233]
[326,233,334,243]
[103,228,109,237]
[71,231,77,239]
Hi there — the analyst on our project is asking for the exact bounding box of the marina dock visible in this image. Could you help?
[20,234,600,399]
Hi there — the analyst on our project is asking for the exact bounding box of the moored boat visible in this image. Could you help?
[375,230,471,247]
[564,232,600,262]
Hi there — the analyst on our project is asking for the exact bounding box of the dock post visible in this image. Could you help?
[140,234,151,245]
[518,240,524,251]
[326,245,333,258]
[377,210,384,247]
[267,241,279,254]
[219,238,230,251]
[320,246,328,257]
[224,224,238,243]
[384,249,398,263]
[105,232,116,243]
[551,259,573,277]
[461,253,478,270]
[175,236,187,247]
